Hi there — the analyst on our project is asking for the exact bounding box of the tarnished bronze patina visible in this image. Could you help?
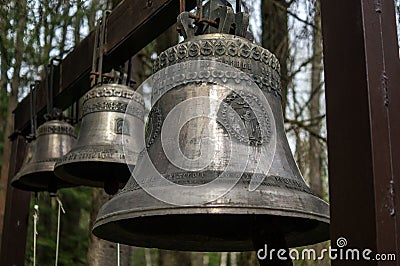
[54,84,145,194]
[11,120,76,192]
[93,1,329,251]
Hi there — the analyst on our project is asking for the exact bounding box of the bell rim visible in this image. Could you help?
[94,204,330,227]
[11,161,76,192]
[93,185,330,250]
[54,160,135,188]
[93,205,329,251]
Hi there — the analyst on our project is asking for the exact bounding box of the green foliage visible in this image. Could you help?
[208,252,222,265]
[131,248,147,266]
[25,187,93,266]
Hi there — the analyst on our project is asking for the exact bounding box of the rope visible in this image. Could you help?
[117,243,121,266]
[54,195,65,266]
[33,194,39,266]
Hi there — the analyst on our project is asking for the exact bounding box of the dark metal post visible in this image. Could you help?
[321,0,400,264]
[0,137,31,266]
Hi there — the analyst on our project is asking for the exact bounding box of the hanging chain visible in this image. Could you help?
[236,0,242,13]
[126,58,134,88]
[27,82,38,142]
[180,0,186,13]
[91,10,111,88]
[33,193,39,266]
[45,58,62,120]
[53,194,65,266]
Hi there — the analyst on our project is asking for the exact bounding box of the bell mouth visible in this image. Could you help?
[93,208,329,252]
[93,182,330,251]
[54,161,132,189]
[11,162,76,192]
[54,143,140,189]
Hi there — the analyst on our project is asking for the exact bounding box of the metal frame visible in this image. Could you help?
[321,0,400,264]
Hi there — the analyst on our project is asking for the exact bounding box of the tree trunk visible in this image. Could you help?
[238,251,257,266]
[158,250,192,266]
[230,252,237,266]
[0,4,9,166]
[261,0,290,115]
[192,253,204,266]
[308,0,323,197]
[0,0,27,250]
[74,0,83,46]
[87,188,132,265]
[220,252,228,266]
[59,1,71,58]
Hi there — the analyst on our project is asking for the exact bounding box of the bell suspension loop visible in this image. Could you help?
[51,193,65,266]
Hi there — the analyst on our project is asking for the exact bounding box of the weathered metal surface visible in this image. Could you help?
[93,33,330,251]
[11,120,77,192]
[54,84,145,194]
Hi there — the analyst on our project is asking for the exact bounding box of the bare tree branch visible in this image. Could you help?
[272,0,318,30]
[285,118,327,143]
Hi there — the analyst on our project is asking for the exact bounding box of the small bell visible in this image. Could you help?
[11,120,77,192]
[54,84,145,194]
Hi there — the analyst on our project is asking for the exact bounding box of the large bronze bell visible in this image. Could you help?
[54,84,145,194]
[93,2,329,251]
[11,120,76,192]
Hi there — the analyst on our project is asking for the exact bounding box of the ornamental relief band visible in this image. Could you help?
[37,125,76,138]
[83,87,145,105]
[151,67,281,99]
[57,149,136,163]
[82,100,144,119]
[122,172,312,194]
[152,39,282,97]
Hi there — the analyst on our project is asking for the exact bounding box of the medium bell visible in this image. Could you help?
[54,84,145,194]
[93,3,329,251]
[11,120,77,192]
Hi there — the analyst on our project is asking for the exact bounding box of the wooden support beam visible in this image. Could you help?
[321,0,400,264]
[13,0,196,135]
